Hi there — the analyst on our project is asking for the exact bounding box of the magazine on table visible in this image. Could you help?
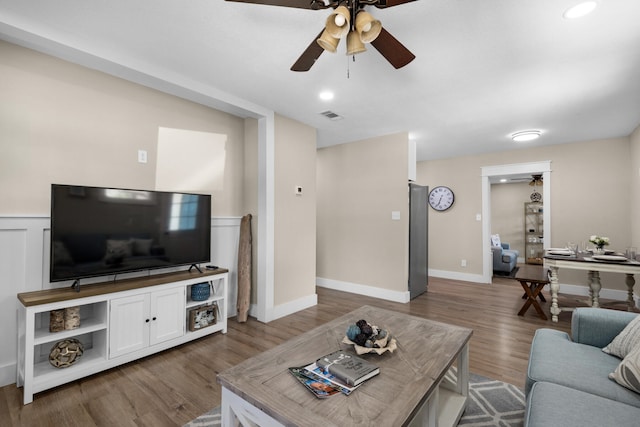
[302,362,360,395]
[288,367,342,398]
[315,350,380,386]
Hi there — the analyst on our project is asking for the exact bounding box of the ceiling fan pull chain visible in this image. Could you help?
[347,54,350,78]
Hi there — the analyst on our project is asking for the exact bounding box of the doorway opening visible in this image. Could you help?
[481,161,552,284]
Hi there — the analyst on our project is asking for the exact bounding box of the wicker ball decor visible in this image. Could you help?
[49,338,84,368]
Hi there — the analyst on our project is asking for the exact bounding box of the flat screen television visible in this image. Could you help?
[50,184,211,283]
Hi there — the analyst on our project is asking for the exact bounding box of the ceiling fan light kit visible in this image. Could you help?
[347,30,367,55]
[317,29,341,52]
[318,4,383,57]
[326,5,351,38]
[355,11,382,43]
[225,0,416,72]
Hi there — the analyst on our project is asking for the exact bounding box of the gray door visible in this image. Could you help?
[409,183,428,299]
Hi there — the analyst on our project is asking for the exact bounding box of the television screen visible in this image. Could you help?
[50,184,211,282]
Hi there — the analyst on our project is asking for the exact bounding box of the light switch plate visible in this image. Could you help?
[138,150,148,164]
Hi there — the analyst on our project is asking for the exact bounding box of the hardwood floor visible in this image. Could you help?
[2,273,603,426]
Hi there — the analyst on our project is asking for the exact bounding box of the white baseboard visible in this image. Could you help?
[0,363,15,389]
[268,294,318,321]
[428,269,489,284]
[316,277,411,303]
[317,272,640,309]
[239,295,320,324]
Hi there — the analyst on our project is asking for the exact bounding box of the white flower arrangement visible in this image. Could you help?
[589,235,610,248]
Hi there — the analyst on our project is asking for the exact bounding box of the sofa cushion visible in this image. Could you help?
[491,234,501,247]
[610,345,640,394]
[572,308,639,348]
[604,315,640,358]
[526,328,640,408]
[524,382,640,427]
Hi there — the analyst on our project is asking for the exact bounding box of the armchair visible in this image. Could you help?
[492,242,519,274]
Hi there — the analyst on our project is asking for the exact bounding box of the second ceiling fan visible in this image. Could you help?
[225,0,417,71]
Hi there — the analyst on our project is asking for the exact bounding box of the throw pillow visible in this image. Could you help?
[603,315,640,358]
[491,234,501,247]
[106,239,133,257]
[610,344,640,394]
[104,239,133,265]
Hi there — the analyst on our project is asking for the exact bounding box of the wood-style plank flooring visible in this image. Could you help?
[2,272,625,426]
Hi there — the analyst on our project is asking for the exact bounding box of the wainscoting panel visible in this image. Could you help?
[0,216,241,388]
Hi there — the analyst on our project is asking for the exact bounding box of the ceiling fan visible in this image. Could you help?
[225,0,417,71]
[508,174,543,185]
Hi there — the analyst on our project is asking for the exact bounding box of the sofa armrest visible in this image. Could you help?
[571,308,639,348]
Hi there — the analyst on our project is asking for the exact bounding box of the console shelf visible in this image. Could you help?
[17,268,228,405]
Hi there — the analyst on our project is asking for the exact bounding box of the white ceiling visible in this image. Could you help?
[1,0,639,161]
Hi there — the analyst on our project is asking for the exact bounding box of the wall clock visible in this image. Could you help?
[428,186,455,211]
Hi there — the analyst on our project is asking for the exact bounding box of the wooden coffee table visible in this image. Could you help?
[217,305,473,427]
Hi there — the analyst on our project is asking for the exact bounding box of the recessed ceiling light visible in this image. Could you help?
[563,1,597,19]
[319,91,334,101]
[500,178,508,183]
[511,130,541,142]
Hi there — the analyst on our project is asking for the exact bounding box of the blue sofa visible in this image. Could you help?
[491,242,519,274]
[524,308,640,426]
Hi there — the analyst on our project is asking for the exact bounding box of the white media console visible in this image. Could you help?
[16,268,228,405]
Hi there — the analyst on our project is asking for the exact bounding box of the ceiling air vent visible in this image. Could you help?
[319,110,344,121]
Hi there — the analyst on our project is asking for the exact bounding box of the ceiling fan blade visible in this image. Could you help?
[225,0,326,10]
[374,0,417,9]
[370,27,415,69]
[291,30,325,71]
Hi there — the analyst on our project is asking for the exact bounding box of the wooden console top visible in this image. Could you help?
[17,268,228,307]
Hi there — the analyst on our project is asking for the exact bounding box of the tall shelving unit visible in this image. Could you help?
[524,202,544,264]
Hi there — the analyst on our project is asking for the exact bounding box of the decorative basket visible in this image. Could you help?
[191,283,211,301]
[49,338,84,368]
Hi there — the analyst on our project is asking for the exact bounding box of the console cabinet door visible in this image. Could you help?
[109,294,150,359]
[149,287,185,346]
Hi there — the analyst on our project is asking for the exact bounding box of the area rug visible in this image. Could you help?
[184,373,525,427]
[458,373,525,427]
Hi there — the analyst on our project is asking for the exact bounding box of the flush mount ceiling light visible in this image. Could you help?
[511,130,541,142]
[563,1,597,19]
